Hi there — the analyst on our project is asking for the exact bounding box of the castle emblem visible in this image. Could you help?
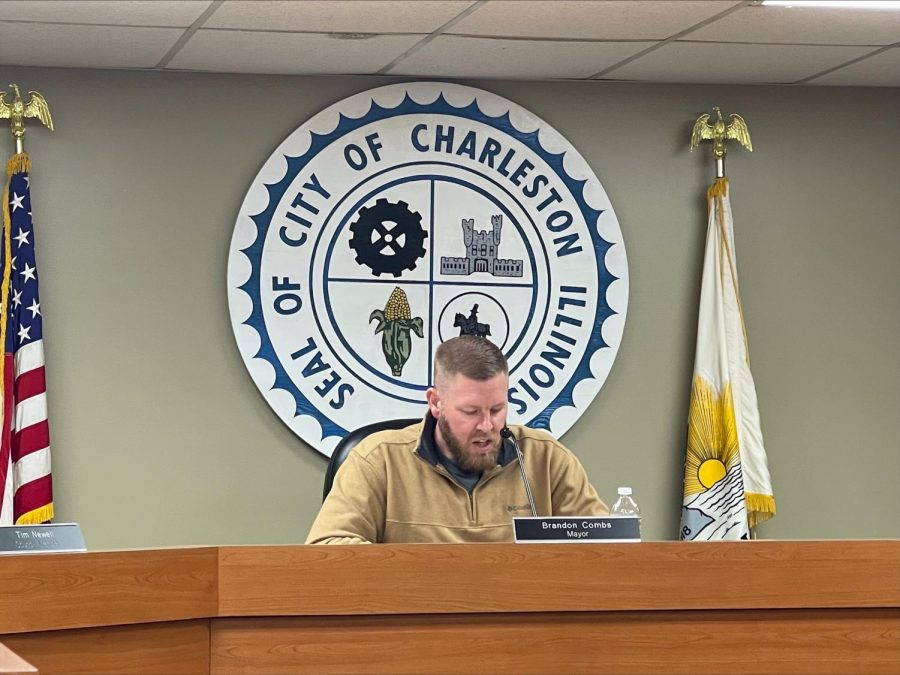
[440,215,523,277]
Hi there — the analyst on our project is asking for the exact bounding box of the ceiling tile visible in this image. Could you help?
[0,23,183,68]
[806,48,900,87]
[0,1,211,27]
[168,29,423,74]
[686,5,900,46]
[389,35,654,79]
[206,0,473,33]
[601,41,874,84]
[0,0,894,86]
[450,0,740,40]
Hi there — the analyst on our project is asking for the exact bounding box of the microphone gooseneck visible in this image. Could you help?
[501,427,537,517]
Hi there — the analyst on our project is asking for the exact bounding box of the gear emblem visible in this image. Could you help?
[348,199,427,277]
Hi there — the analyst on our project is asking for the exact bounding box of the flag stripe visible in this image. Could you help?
[14,391,47,433]
[13,420,49,461]
[12,446,50,486]
[15,362,45,401]
[14,473,52,523]
[15,340,45,374]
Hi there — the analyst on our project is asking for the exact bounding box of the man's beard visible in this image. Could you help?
[437,414,501,473]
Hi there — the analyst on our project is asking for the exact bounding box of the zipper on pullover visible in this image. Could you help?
[430,462,477,522]
[422,454,517,524]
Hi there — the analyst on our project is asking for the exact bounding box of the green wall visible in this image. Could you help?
[2,66,897,547]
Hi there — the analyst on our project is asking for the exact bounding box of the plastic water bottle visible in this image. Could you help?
[610,487,640,518]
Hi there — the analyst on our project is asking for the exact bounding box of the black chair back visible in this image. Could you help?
[323,418,421,501]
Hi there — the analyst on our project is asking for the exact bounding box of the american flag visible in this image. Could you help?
[0,152,53,525]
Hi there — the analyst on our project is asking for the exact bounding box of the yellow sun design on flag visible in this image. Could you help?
[683,376,740,496]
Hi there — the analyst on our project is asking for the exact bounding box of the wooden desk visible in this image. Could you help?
[1,541,898,674]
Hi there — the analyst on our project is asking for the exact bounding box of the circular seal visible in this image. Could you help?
[228,83,628,456]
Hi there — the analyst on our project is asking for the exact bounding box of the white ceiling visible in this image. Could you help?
[0,0,898,86]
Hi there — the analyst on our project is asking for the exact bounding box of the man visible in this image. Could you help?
[306,336,608,544]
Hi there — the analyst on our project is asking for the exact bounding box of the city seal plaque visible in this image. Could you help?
[228,83,628,456]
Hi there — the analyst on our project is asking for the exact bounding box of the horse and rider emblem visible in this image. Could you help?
[228,82,629,455]
[454,304,491,338]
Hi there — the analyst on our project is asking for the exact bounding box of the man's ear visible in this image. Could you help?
[425,387,441,418]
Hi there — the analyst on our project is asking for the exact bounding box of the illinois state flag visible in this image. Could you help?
[680,178,774,540]
[0,152,53,525]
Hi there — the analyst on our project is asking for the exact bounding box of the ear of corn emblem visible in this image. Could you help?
[370,287,424,376]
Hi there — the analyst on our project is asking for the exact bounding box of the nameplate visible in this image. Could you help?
[0,523,86,555]
[513,516,640,543]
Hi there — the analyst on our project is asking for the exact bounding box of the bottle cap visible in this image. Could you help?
[617,486,632,496]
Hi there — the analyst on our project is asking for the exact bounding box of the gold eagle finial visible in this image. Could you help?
[0,83,54,141]
[691,106,751,159]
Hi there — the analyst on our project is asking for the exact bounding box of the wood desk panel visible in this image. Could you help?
[218,540,900,616]
[0,542,897,674]
[209,609,900,675]
[0,548,218,633]
[2,620,210,675]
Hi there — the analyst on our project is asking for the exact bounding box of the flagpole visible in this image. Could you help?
[691,107,752,537]
[682,107,775,542]
[0,84,55,525]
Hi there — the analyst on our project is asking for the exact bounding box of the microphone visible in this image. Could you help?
[501,427,537,517]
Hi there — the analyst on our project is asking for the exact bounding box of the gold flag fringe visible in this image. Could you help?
[0,153,21,400]
[708,176,728,200]
[709,175,752,363]
[746,493,776,530]
[16,502,54,525]
[6,152,31,176]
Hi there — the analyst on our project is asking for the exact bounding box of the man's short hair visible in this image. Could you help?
[434,336,508,385]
